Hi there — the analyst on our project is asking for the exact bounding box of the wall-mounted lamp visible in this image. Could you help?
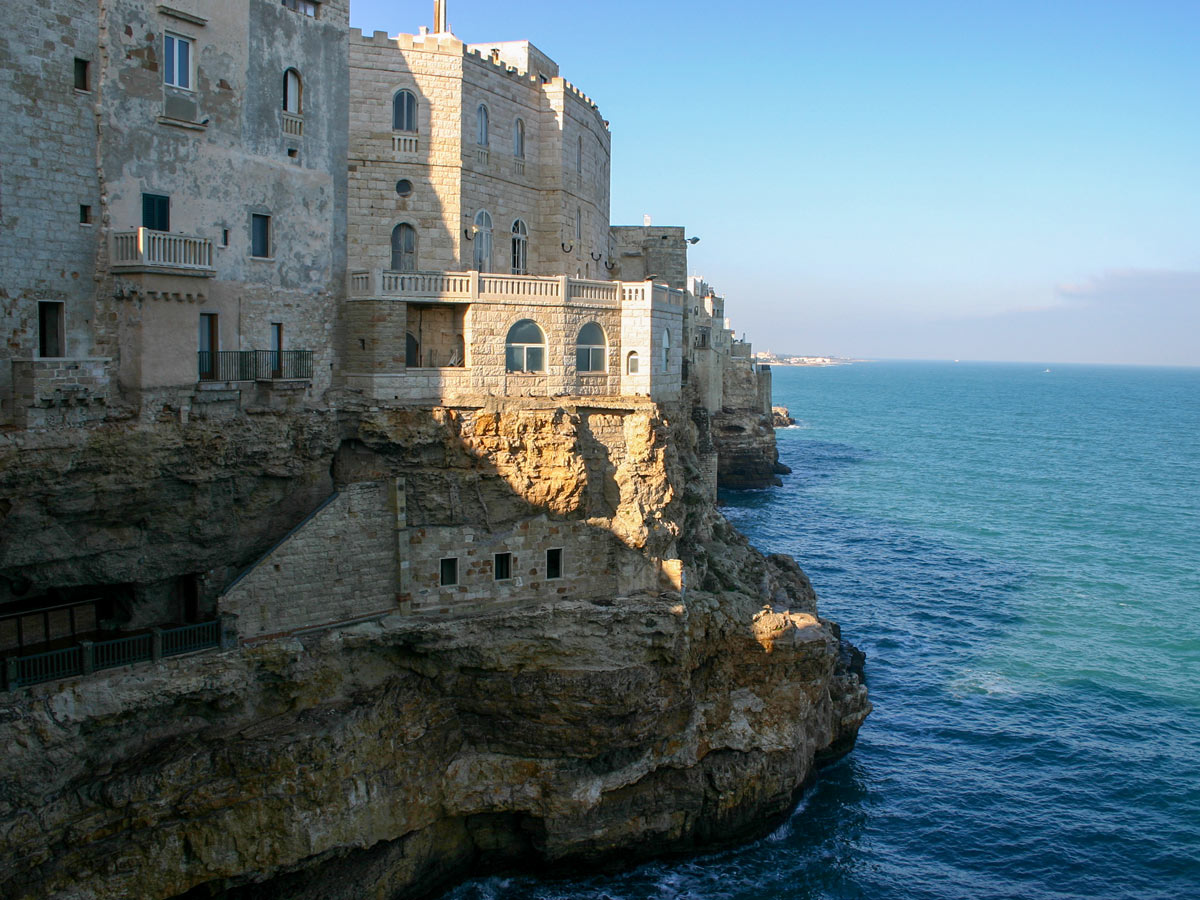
[590,251,602,261]
[561,241,574,253]
[604,259,615,271]
[463,224,479,241]
[686,236,700,245]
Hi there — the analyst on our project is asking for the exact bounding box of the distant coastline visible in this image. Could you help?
[754,354,866,367]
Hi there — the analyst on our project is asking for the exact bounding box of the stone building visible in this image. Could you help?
[0,1,776,646]
[0,0,350,425]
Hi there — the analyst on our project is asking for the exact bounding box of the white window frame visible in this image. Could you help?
[473,210,493,272]
[163,33,193,91]
[283,68,302,115]
[393,89,417,132]
[510,218,528,275]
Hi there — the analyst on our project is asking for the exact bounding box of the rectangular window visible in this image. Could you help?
[251,214,271,258]
[79,205,92,225]
[494,552,512,581]
[198,313,218,379]
[282,0,319,17]
[163,34,192,90]
[142,193,169,232]
[38,302,65,358]
[73,58,90,91]
[440,557,458,586]
[546,548,562,580]
[221,228,229,247]
[270,323,283,377]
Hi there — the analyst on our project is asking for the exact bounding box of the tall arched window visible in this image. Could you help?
[283,69,302,114]
[477,104,489,146]
[511,219,528,275]
[472,210,493,272]
[576,323,606,372]
[576,135,583,173]
[575,207,582,242]
[513,118,525,158]
[391,223,417,272]
[393,90,416,131]
[505,319,545,373]
[661,328,671,373]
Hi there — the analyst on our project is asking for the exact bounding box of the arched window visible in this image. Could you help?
[513,118,525,158]
[626,351,639,375]
[393,90,416,132]
[576,322,606,372]
[505,319,545,373]
[406,332,420,368]
[511,219,528,275]
[283,68,302,114]
[472,210,493,272]
[576,135,583,173]
[390,223,417,272]
[661,328,671,373]
[575,206,582,242]
[477,103,489,146]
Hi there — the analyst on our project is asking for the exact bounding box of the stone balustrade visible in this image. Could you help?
[111,228,215,276]
[348,269,637,308]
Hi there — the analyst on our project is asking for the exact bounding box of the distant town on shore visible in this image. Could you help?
[754,352,860,366]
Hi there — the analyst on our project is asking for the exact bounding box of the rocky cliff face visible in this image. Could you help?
[709,362,789,489]
[0,401,869,899]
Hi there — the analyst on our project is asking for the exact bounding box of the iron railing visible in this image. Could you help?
[197,350,313,382]
[3,619,227,690]
[93,633,153,671]
[11,646,83,687]
[163,619,220,657]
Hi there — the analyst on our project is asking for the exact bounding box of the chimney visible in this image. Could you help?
[433,0,448,33]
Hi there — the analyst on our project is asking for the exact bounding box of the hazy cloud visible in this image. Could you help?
[1055,269,1200,307]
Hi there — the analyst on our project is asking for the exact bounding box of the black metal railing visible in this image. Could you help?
[198,350,313,382]
[3,619,229,690]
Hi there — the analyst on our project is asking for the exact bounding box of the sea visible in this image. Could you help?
[443,361,1200,900]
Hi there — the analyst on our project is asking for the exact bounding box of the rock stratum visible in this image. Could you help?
[0,400,870,900]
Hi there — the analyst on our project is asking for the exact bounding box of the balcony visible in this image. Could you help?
[197,350,313,382]
[111,228,215,277]
[282,112,304,136]
[347,270,628,308]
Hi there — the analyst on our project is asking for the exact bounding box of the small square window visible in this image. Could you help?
[282,0,320,17]
[546,548,563,580]
[494,552,512,581]
[74,58,90,91]
[440,557,458,586]
[79,205,92,225]
[251,214,271,258]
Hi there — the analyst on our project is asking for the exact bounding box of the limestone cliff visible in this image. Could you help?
[0,401,869,899]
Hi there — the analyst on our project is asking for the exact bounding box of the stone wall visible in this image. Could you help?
[220,481,399,640]
[0,0,102,420]
[10,358,113,428]
[404,516,617,616]
[347,28,611,279]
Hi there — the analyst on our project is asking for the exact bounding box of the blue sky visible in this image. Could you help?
[351,1,1200,365]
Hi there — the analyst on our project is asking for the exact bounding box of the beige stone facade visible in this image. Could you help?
[1,2,775,640]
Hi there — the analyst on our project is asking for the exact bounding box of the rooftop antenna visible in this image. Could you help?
[433,0,448,33]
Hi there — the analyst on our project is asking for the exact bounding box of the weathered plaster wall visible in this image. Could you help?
[0,0,102,420]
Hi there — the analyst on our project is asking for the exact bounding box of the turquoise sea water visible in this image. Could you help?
[445,361,1200,900]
